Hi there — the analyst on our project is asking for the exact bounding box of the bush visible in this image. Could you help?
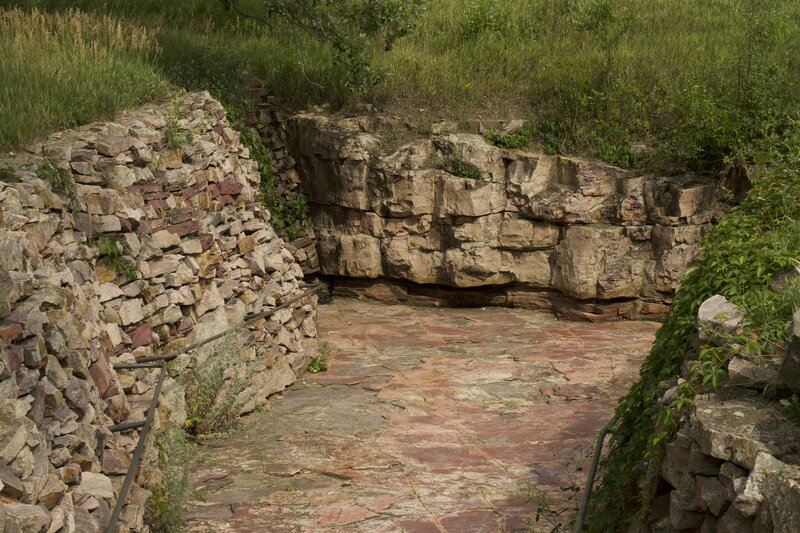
[588,128,800,529]
[148,425,191,533]
[5,1,800,173]
[183,327,254,435]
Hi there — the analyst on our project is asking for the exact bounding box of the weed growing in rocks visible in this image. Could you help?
[438,154,482,179]
[184,327,254,435]
[780,395,800,429]
[239,127,309,239]
[163,99,194,149]
[307,340,336,373]
[519,458,584,532]
[148,424,191,533]
[37,158,77,209]
[97,234,137,280]
[0,163,20,183]
[306,357,327,373]
[485,122,534,150]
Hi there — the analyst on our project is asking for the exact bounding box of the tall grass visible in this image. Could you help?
[3,0,800,169]
[0,7,170,148]
[371,0,800,168]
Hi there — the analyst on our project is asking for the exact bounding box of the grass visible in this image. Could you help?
[148,424,191,533]
[0,7,170,149]
[97,234,138,281]
[3,2,800,528]
[183,327,255,435]
[2,1,799,171]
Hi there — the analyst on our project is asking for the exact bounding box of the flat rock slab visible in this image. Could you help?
[184,299,658,532]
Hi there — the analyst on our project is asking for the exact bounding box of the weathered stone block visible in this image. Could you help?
[698,295,746,345]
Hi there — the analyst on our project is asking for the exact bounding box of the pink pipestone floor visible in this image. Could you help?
[183,298,659,532]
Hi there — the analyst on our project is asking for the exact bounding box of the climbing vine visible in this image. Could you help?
[587,127,800,530]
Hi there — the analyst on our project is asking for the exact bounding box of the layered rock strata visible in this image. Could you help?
[285,114,726,320]
[0,92,317,532]
[645,296,800,531]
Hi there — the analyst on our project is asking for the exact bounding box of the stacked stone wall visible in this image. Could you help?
[246,87,319,276]
[644,289,800,531]
[0,92,317,532]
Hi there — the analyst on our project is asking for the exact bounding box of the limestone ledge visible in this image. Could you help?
[284,113,726,319]
[0,92,317,532]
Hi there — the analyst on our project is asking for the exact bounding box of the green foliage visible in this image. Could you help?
[0,164,20,183]
[5,1,800,173]
[36,158,77,209]
[780,395,800,429]
[306,357,327,373]
[588,131,800,530]
[461,0,511,37]
[226,0,423,94]
[163,100,194,149]
[183,328,253,435]
[148,425,191,533]
[97,234,138,280]
[438,154,482,180]
[239,128,309,240]
[307,340,335,373]
[519,459,584,533]
[485,122,534,150]
[0,7,169,149]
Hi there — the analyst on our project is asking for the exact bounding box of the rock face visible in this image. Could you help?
[284,114,725,320]
[0,92,317,532]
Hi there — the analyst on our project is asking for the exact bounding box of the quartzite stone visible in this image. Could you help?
[698,295,747,345]
[0,92,316,533]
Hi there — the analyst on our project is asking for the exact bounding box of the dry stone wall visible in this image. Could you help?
[0,92,317,532]
[284,114,727,320]
[644,289,800,532]
[245,86,319,276]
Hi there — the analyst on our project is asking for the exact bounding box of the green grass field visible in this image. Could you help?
[2,0,799,170]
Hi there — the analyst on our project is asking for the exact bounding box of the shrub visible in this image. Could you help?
[183,327,253,435]
[588,130,800,529]
[97,234,138,280]
[485,122,534,150]
[148,425,191,533]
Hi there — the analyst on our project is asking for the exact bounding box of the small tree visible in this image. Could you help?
[226,0,422,93]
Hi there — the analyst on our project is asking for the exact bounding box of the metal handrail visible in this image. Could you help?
[106,365,166,533]
[104,284,322,533]
[572,416,617,533]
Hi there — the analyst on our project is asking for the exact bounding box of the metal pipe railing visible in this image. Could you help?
[572,416,616,533]
[106,364,166,533]
[120,284,322,366]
